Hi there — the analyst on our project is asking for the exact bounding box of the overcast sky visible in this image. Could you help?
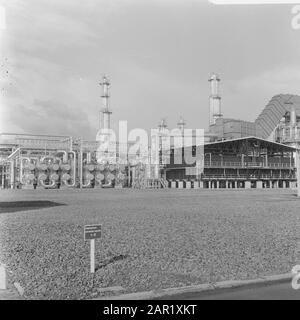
[1,0,300,139]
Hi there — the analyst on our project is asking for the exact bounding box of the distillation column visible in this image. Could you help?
[99,76,112,131]
[209,73,222,126]
[97,75,114,164]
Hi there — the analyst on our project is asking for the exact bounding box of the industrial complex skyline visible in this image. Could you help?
[1,0,300,139]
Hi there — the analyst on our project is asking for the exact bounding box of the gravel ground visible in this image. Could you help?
[1,188,300,300]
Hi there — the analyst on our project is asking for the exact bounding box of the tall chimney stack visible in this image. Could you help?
[209,73,222,126]
[99,76,112,130]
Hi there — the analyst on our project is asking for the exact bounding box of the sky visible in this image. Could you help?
[0,0,300,140]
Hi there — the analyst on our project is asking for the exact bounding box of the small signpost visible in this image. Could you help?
[84,224,102,273]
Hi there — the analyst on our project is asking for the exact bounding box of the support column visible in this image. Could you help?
[178,180,183,189]
[10,160,14,189]
[185,180,191,189]
[282,181,286,189]
[199,181,204,189]
[297,149,300,197]
[132,167,136,186]
[193,180,199,189]
[1,166,4,189]
[171,180,176,188]
[245,181,251,189]
[257,181,263,189]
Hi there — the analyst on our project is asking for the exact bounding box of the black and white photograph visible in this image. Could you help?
[1,0,300,310]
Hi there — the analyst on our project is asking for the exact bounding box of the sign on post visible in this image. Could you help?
[84,224,101,273]
[84,224,102,240]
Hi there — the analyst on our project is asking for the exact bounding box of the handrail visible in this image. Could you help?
[202,174,295,179]
[204,161,295,168]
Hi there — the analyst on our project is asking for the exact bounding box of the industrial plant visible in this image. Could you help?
[1,74,299,190]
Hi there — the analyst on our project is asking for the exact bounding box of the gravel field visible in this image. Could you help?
[1,188,300,300]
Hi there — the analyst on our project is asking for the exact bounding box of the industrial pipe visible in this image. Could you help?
[101,180,113,188]
[56,150,68,163]
[62,151,76,187]
[101,172,115,188]
[82,173,94,188]
[39,173,56,188]
[20,157,34,184]
[95,173,104,187]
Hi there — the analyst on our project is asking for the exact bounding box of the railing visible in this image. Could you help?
[202,174,296,180]
[143,178,168,189]
[204,161,242,167]
[204,161,295,168]
[159,178,168,189]
[268,163,294,168]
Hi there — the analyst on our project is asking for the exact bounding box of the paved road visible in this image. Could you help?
[162,281,300,300]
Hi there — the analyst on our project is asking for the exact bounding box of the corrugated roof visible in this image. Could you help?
[204,136,296,151]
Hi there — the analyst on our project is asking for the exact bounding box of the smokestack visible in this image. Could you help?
[99,76,112,130]
[177,116,186,134]
[209,73,222,126]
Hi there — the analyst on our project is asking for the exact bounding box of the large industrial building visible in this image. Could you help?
[164,136,296,189]
[1,74,299,190]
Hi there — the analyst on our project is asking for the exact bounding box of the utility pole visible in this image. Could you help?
[297,148,300,197]
[80,137,83,189]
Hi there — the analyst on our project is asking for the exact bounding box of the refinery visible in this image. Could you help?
[1,74,300,191]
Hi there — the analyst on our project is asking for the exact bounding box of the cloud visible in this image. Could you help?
[1,0,300,137]
[218,64,300,122]
[237,64,300,96]
[4,99,94,137]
